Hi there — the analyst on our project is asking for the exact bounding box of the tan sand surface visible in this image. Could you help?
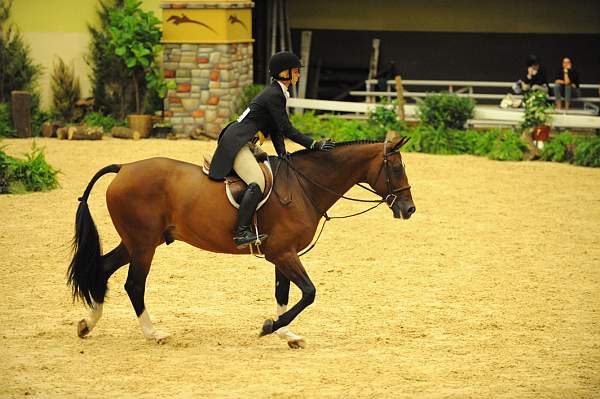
[0,137,599,398]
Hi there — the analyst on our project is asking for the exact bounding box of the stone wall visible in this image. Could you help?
[163,43,253,138]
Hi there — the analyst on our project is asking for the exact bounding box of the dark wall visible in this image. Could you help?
[290,29,600,99]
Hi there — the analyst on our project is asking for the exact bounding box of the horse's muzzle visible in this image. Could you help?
[392,201,416,219]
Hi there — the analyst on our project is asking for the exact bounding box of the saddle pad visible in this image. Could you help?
[202,155,273,210]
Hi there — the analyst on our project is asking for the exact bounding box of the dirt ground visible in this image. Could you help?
[0,136,599,398]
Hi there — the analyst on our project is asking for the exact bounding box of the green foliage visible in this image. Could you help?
[290,111,384,142]
[51,58,81,124]
[83,111,125,133]
[106,0,173,114]
[367,98,406,136]
[234,84,265,116]
[0,102,14,137]
[487,130,527,161]
[573,136,600,168]
[87,0,136,120]
[0,143,60,194]
[541,133,576,162]
[0,0,42,103]
[417,92,474,130]
[520,90,552,130]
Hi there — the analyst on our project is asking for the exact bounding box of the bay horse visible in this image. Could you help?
[67,135,415,347]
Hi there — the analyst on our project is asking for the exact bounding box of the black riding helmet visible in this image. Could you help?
[269,51,302,81]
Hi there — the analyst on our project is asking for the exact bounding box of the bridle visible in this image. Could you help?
[280,140,411,217]
[272,141,411,257]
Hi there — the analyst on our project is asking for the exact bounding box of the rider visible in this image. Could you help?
[209,51,336,248]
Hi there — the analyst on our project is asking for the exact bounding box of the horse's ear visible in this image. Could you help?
[385,130,401,143]
[391,135,410,151]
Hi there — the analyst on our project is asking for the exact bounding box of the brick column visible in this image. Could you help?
[161,1,254,138]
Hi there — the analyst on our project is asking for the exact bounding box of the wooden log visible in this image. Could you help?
[395,75,406,121]
[112,126,140,140]
[11,91,32,138]
[56,127,69,140]
[68,125,103,140]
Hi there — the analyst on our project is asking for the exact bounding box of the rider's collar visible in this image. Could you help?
[276,80,290,99]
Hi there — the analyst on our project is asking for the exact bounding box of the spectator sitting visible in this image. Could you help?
[553,57,580,110]
[513,54,549,94]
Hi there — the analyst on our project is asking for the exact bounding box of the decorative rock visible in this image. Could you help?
[218,107,229,118]
[196,57,209,64]
[168,97,182,104]
[181,98,200,111]
[177,83,191,93]
[205,109,217,122]
[209,81,220,89]
[178,63,197,69]
[200,91,210,103]
[176,69,191,78]
[164,69,176,78]
[210,70,220,81]
[209,52,221,64]
[191,109,205,118]
[181,44,198,51]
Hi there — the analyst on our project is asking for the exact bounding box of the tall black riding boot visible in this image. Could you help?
[233,182,268,248]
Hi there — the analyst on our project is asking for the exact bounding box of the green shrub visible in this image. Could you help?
[0,1,42,104]
[403,124,477,155]
[0,143,60,193]
[487,130,527,161]
[50,58,81,124]
[87,0,136,120]
[573,136,600,167]
[417,92,474,130]
[234,84,265,117]
[0,102,14,137]
[368,98,406,135]
[83,111,125,133]
[541,133,576,162]
[290,111,384,142]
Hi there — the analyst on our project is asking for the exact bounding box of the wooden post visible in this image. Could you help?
[367,39,380,103]
[11,91,32,138]
[395,75,405,121]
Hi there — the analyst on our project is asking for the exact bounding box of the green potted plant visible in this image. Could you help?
[106,0,173,138]
[520,90,553,142]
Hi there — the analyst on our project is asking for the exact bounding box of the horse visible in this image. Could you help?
[67,134,416,348]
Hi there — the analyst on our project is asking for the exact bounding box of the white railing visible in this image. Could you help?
[353,79,600,114]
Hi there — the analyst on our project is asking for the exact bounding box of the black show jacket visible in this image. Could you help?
[208,81,314,180]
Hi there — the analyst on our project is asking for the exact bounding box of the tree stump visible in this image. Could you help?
[41,122,60,138]
[11,91,32,138]
[112,126,140,140]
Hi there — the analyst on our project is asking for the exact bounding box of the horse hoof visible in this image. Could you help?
[77,319,90,338]
[154,331,171,345]
[287,338,306,349]
[259,319,274,337]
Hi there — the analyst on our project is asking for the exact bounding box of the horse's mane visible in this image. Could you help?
[291,140,384,157]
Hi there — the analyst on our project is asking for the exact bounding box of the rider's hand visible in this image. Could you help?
[278,151,292,161]
[312,139,336,151]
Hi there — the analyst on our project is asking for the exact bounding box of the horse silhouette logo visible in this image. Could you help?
[228,14,248,31]
[167,14,217,35]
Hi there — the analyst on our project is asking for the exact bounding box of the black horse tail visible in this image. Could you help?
[67,164,121,307]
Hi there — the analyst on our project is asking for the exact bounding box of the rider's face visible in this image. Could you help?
[291,68,300,86]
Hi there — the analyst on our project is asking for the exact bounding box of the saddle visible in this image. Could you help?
[202,152,273,210]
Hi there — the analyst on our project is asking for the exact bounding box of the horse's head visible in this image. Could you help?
[366,134,416,219]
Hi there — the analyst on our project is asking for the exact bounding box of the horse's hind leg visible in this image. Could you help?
[78,242,130,338]
[274,269,306,349]
[124,247,170,343]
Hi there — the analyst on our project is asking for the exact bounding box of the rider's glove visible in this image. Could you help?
[311,139,336,151]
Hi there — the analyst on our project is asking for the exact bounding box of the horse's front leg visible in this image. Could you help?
[274,268,306,349]
[261,253,315,344]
